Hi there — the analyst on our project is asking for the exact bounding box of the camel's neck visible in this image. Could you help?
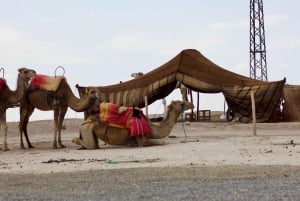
[148,109,181,139]
[7,74,26,104]
[63,81,94,112]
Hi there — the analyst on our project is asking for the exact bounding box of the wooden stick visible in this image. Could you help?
[251,91,257,136]
[144,95,148,117]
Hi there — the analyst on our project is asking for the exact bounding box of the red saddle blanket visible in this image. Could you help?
[30,74,65,91]
[0,78,6,93]
[99,103,150,136]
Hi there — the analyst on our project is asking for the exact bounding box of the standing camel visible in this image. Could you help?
[19,75,96,149]
[72,100,194,149]
[0,68,36,151]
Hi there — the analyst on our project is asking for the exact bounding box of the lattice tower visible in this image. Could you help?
[249,0,268,81]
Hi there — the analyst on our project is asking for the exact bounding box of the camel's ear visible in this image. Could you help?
[168,101,175,110]
[18,67,26,72]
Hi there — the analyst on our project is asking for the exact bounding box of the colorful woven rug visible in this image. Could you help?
[30,74,65,91]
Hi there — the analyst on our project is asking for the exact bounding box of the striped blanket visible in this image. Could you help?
[0,78,6,93]
[30,74,65,91]
[99,103,150,136]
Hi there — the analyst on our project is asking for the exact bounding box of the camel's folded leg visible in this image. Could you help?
[72,122,99,150]
[136,136,166,146]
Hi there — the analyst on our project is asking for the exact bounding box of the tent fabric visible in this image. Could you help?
[77,49,285,122]
[282,85,300,122]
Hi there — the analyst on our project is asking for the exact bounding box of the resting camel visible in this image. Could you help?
[72,100,194,149]
[0,68,36,151]
[19,76,96,149]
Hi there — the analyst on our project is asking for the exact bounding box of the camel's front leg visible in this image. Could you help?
[2,123,9,151]
[0,114,9,151]
[136,136,166,146]
[57,107,67,148]
[53,109,59,149]
[19,106,35,149]
[53,108,67,149]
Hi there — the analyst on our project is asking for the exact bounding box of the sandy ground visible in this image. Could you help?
[1,117,300,175]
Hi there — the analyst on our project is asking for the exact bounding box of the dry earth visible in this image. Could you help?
[1,115,300,175]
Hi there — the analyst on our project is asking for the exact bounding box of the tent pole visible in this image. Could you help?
[189,89,194,121]
[197,92,200,121]
[144,95,148,117]
[251,91,257,136]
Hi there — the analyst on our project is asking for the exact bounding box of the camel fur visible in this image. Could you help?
[19,77,97,149]
[0,68,36,151]
[72,100,194,149]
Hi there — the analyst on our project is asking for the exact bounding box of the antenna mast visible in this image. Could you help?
[249,0,268,81]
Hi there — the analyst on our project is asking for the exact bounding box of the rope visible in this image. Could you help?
[181,116,188,141]
[180,103,199,143]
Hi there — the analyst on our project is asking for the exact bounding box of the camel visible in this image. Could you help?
[72,100,194,149]
[19,76,97,149]
[0,68,36,151]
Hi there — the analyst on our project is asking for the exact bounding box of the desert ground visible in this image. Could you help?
[1,112,300,175]
[1,113,300,200]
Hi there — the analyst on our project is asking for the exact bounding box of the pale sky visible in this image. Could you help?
[1,0,299,122]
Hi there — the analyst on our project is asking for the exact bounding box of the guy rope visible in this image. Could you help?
[180,102,199,143]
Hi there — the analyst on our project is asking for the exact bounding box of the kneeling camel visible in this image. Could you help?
[72,100,193,149]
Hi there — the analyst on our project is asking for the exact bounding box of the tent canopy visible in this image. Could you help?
[77,49,285,122]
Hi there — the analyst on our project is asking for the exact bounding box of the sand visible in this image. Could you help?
[0,118,300,175]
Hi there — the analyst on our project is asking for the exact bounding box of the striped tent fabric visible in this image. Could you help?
[77,49,287,122]
[282,85,300,122]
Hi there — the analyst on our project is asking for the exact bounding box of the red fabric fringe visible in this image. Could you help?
[129,117,150,137]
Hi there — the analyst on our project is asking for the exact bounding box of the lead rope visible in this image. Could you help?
[180,103,199,143]
[180,104,188,141]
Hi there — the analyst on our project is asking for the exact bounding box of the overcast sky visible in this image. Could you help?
[1,0,299,121]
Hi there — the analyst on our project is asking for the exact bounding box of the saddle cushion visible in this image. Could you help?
[99,103,133,128]
[0,78,6,93]
[99,103,150,136]
[30,74,65,91]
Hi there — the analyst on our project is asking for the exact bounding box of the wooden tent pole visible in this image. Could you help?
[197,92,200,121]
[144,95,148,117]
[251,91,257,136]
[189,89,194,121]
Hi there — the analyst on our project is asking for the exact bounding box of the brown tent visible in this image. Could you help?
[281,85,300,122]
[77,49,285,122]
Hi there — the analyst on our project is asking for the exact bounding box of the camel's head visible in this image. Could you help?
[168,100,194,113]
[18,67,37,84]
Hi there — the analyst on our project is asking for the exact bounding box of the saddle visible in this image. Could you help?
[29,74,65,91]
[28,74,65,106]
[99,103,150,136]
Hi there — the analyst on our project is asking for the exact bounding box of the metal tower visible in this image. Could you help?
[249,0,268,81]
